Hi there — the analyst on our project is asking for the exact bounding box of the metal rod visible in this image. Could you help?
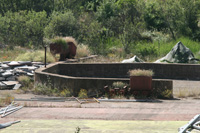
[0,120,20,129]
[1,106,23,118]
[45,45,47,68]
[178,114,200,133]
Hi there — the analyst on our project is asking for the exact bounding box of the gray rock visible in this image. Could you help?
[1,64,10,70]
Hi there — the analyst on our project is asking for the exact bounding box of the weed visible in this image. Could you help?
[112,82,127,89]
[76,44,91,58]
[174,88,200,98]
[60,89,71,97]
[17,76,33,93]
[0,47,26,62]
[0,94,15,106]
[75,126,81,133]
[78,89,88,99]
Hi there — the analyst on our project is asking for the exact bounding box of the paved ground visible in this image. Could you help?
[1,80,200,132]
[1,99,200,122]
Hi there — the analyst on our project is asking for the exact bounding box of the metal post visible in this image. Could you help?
[45,45,47,68]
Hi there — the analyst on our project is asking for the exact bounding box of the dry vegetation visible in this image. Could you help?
[174,88,200,98]
[129,69,154,77]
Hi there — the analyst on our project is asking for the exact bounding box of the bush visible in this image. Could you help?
[78,89,88,99]
[136,43,158,58]
[17,76,32,87]
[60,89,71,97]
[76,44,91,58]
[0,11,48,47]
[112,82,127,88]
[44,11,78,38]
[17,76,33,93]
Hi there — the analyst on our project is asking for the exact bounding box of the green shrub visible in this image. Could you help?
[17,76,32,87]
[78,89,88,99]
[17,75,33,93]
[44,11,78,38]
[60,89,71,97]
[34,83,52,95]
[112,82,127,88]
[136,43,158,57]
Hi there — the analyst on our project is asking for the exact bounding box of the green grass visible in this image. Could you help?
[0,47,26,62]
[155,36,200,57]
[15,50,55,63]
[1,120,187,133]
[133,36,200,62]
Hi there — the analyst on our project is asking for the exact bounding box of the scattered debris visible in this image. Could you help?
[74,97,100,104]
[121,55,144,63]
[178,114,200,133]
[0,102,23,118]
[0,120,20,129]
[0,61,45,90]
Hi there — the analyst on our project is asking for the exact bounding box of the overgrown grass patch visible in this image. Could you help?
[76,44,91,58]
[15,50,55,63]
[0,47,26,62]
[174,88,200,98]
[17,76,34,93]
[33,83,72,97]
[133,36,200,62]
[0,93,15,106]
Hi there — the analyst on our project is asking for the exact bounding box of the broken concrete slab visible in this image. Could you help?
[8,61,32,69]
[2,71,13,78]
[2,61,10,64]
[1,64,10,70]
[2,81,19,86]
[18,61,32,66]
[13,84,21,90]
[0,61,45,89]
[122,55,144,63]
[14,66,37,71]
[6,76,16,81]
[0,77,5,81]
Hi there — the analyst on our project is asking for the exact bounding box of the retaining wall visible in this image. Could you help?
[47,63,200,80]
[35,62,179,98]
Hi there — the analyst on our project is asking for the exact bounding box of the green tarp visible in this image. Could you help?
[155,41,199,63]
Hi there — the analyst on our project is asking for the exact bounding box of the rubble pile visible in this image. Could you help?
[0,61,44,90]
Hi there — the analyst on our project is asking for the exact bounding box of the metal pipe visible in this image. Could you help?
[193,121,200,130]
[1,106,23,118]
[0,120,20,129]
[44,45,47,68]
